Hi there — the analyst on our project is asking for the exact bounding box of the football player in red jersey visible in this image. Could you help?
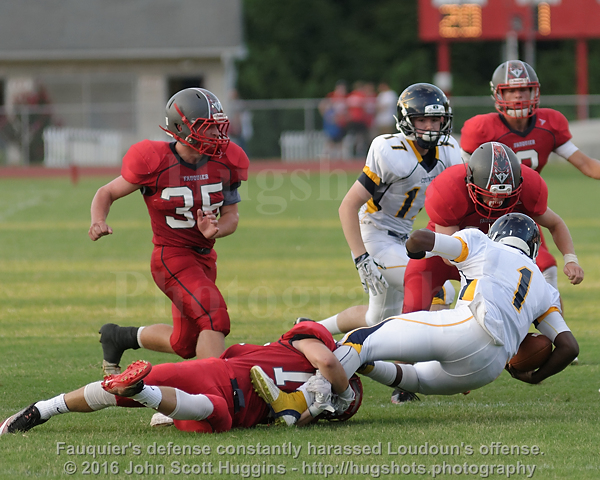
[461,60,600,178]
[460,60,599,292]
[402,142,584,315]
[88,88,249,374]
[1,322,361,435]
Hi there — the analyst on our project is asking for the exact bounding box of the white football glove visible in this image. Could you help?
[331,384,356,414]
[354,253,388,296]
[306,371,335,417]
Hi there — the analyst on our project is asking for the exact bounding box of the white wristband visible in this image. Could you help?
[563,254,579,266]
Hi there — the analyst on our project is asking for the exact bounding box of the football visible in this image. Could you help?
[508,333,553,372]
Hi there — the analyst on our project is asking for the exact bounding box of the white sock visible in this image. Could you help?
[169,390,214,421]
[35,394,69,420]
[131,385,162,409]
[398,365,420,393]
[318,315,342,335]
[137,326,146,348]
[363,361,398,386]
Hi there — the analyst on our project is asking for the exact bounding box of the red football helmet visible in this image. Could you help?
[160,88,230,157]
[466,142,523,219]
[315,374,363,423]
[490,60,540,118]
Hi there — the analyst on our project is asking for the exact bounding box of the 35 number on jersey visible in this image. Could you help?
[161,184,223,229]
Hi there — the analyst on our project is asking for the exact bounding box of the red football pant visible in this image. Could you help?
[151,246,230,358]
[403,256,460,313]
[114,359,234,432]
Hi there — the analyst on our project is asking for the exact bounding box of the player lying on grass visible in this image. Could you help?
[251,213,579,425]
[1,323,361,435]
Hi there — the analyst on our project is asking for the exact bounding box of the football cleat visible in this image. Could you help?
[294,317,315,325]
[571,357,579,366]
[101,360,152,397]
[0,404,47,435]
[150,412,174,427]
[250,366,307,426]
[99,323,140,375]
[390,387,420,404]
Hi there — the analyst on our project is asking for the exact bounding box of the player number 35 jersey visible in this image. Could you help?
[121,140,249,249]
[358,133,463,235]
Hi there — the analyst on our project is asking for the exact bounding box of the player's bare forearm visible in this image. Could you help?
[568,150,600,179]
[293,339,349,394]
[510,331,579,384]
[213,204,239,239]
[406,229,435,254]
[296,410,316,427]
[547,223,584,284]
[534,209,584,284]
[89,176,139,241]
[535,208,575,256]
[532,331,578,383]
[89,187,115,240]
[339,182,371,257]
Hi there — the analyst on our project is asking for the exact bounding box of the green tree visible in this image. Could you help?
[237,0,436,99]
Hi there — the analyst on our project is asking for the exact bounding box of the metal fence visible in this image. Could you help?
[2,95,600,165]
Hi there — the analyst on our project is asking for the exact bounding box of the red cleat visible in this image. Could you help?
[101,360,152,397]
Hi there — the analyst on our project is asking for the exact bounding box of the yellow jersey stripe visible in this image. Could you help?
[453,237,469,262]
[363,166,381,186]
[345,342,363,354]
[461,279,478,302]
[384,314,473,328]
[366,198,378,213]
[537,306,561,324]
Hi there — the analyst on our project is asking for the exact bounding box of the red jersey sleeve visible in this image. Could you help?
[279,322,337,352]
[222,142,250,188]
[519,166,549,216]
[460,114,495,154]
[120,140,167,186]
[425,165,473,227]
[538,108,572,148]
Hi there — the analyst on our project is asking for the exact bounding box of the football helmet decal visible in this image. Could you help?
[160,88,230,157]
[466,142,523,218]
[488,213,541,260]
[316,374,363,423]
[490,60,540,118]
[395,83,452,150]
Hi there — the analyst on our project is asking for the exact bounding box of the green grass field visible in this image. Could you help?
[0,162,599,479]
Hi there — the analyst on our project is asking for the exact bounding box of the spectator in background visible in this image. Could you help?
[363,81,377,141]
[319,80,348,159]
[373,82,398,136]
[346,81,370,158]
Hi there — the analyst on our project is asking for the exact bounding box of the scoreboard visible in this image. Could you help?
[418,0,600,41]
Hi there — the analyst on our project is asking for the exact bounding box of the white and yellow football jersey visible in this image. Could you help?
[358,132,463,236]
[451,228,563,358]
